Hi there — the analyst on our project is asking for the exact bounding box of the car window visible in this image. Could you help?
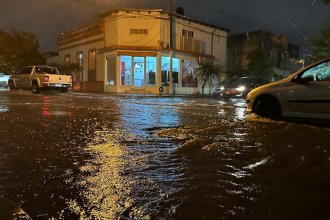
[299,61,330,81]
[220,78,234,84]
[234,77,263,85]
[17,67,32,75]
[233,78,248,84]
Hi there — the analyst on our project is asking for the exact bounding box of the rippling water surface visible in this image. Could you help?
[0,92,329,219]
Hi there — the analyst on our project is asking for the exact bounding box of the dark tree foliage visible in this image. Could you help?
[246,49,274,80]
[323,0,330,5]
[49,62,82,90]
[49,62,82,75]
[196,58,223,94]
[0,29,45,73]
[308,25,330,61]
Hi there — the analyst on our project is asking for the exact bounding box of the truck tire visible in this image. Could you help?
[253,96,281,119]
[60,88,68,93]
[32,82,40,94]
[8,81,15,92]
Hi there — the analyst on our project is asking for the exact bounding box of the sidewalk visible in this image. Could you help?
[68,91,215,99]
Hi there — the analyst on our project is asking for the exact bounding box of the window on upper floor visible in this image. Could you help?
[182,29,194,38]
[130,29,148,35]
[64,54,70,65]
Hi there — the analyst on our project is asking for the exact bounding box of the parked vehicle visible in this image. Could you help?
[212,77,238,97]
[0,72,11,91]
[246,58,330,120]
[8,65,72,94]
[215,77,268,99]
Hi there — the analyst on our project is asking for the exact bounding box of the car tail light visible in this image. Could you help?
[44,76,49,82]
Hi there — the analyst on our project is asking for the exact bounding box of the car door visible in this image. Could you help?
[21,67,33,88]
[286,60,330,117]
[13,68,25,88]
[15,67,32,88]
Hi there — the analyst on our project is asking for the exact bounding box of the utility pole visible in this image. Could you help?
[169,0,173,48]
[169,0,173,13]
[169,0,174,95]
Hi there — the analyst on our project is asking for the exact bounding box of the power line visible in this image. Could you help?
[176,0,260,29]
[285,17,307,40]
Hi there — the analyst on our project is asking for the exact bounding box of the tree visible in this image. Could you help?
[49,62,82,90]
[50,62,82,75]
[246,49,274,80]
[308,25,330,61]
[0,29,45,73]
[196,58,223,95]
[323,0,330,5]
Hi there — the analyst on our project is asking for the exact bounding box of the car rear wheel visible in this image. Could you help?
[253,96,281,119]
[32,82,40,94]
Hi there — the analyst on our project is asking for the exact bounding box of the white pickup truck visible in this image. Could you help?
[8,65,72,93]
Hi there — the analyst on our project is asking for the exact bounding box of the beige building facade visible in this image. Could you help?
[52,9,228,94]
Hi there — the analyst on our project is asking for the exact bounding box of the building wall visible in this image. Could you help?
[103,10,228,65]
[58,40,105,82]
[104,10,163,49]
[52,9,228,94]
[173,19,227,66]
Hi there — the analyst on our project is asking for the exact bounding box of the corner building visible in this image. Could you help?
[55,9,228,94]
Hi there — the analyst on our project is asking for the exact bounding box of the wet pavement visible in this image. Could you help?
[0,91,330,219]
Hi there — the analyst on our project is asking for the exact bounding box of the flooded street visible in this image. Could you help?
[0,91,330,219]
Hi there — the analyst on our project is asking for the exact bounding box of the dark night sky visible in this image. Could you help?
[0,0,329,56]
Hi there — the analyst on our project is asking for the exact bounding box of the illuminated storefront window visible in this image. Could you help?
[182,60,198,87]
[161,57,180,85]
[120,55,157,87]
[120,56,132,86]
[133,57,145,86]
[172,58,180,83]
[146,56,157,85]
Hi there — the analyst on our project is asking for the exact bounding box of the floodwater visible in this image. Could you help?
[0,91,330,219]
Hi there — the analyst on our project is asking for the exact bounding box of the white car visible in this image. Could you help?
[246,58,330,121]
[0,72,11,91]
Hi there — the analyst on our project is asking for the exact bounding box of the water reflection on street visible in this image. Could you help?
[0,92,329,219]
